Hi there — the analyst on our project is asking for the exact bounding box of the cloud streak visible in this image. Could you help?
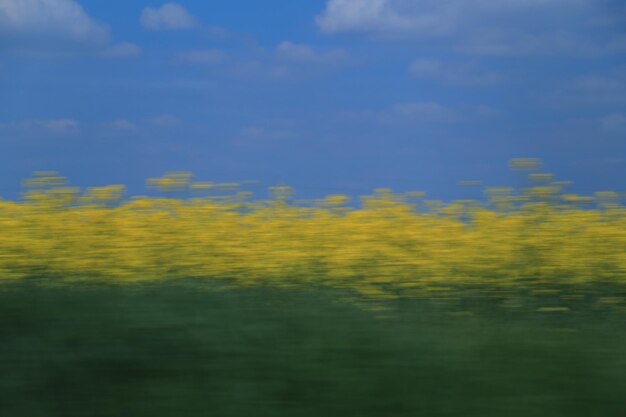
[316,0,623,57]
[0,118,80,136]
[276,41,347,63]
[601,113,626,133]
[409,59,502,85]
[101,42,142,59]
[147,115,182,127]
[173,49,225,65]
[0,0,110,47]
[140,3,198,31]
[543,67,626,108]
[316,0,453,37]
[106,120,137,132]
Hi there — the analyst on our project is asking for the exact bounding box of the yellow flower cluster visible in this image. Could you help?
[0,161,624,298]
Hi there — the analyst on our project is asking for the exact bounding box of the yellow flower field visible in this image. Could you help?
[1,160,624,298]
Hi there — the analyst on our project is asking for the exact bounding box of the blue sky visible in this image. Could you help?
[1,0,625,201]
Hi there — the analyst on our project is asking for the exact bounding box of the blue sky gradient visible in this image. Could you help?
[1,0,625,201]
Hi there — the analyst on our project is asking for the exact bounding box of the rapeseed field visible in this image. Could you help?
[1,159,624,304]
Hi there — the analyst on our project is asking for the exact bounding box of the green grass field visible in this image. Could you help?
[1,280,626,416]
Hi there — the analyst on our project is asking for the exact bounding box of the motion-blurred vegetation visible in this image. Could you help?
[2,158,626,416]
[0,159,623,301]
[2,282,626,417]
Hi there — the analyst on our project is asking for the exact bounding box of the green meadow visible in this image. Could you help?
[2,280,625,417]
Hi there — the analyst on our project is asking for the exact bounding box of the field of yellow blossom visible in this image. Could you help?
[1,158,624,303]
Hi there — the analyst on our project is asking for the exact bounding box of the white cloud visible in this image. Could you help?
[601,113,626,133]
[173,49,225,65]
[101,42,141,59]
[409,58,502,85]
[147,115,181,127]
[458,30,626,57]
[0,118,81,135]
[231,60,290,79]
[214,42,348,81]
[344,102,499,125]
[409,58,441,75]
[34,119,80,134]
[576,76,626,102]
[204,25,230,38]
[276,41,346,63]
[0,0,110,46]
[106,119,137,131]
[140,3,197,31]
[0,0,144,58]
[316,0,453,37]
[316,0,621,57]
[543,68,626,107]
[317,0,588,35]
[38,118,77,128]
